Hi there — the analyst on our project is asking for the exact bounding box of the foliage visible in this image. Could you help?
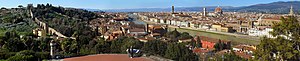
[93,38,110,53]
[164,43,198,61]
[120,37,143,53]
[254,16,300,61]
[190,36,202,49]
[60,38,78,54]
[165,29,193,42]
[178,32,193,40]
[7,50,36,61]
[215,52,247,61]
[142,40,167,56]
[214,40,230,51]
[165,29,181,38]
[0,51,16,59]
[1,31,26,52]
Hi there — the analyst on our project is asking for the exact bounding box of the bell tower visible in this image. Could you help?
[289,5,294,16]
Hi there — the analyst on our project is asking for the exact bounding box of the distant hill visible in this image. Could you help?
[103,6,235,12]
[82,8,104,12]
[237,1,300,14]
[103,1,300,14]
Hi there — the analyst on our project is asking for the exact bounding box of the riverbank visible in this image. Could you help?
[138,17,260,45]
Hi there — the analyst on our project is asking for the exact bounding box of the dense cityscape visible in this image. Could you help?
[0,0,300,61]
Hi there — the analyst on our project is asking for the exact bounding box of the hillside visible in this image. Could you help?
[238,1,300,13]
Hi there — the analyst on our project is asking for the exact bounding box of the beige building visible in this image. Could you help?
[258,19,281,26]
[212,24,235,33]
[212,24,222,31]
[33,28,46,37]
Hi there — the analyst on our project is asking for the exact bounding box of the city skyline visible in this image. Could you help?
[0,0,289,9]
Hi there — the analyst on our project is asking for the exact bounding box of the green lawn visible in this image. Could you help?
[168,28,261,45]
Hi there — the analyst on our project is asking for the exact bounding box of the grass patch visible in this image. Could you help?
[169,28,260,45]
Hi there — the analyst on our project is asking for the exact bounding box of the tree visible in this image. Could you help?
[214,40,223,51]
[142,40,167,56]
[164,43,198,61]
[254,16,300,61]
[1,7,6,10]
[7,50,37,61]
[216,52,247,61]
[3,38,25,52]
[178,32,193,40]
[18,5,23,8]
[164,43,179,60]
[94,38,110,53]
[121,37,143,53]
[60,38,77,54]
[21,36,35,50]
[110,37,127,53]
[165,29,181,38]
[195,36,202,48]
[0,37,4,47]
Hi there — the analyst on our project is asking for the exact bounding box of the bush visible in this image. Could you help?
[7,55,34,61]
[6,50,36,61]
[0,52,16,59]
[35,52,50,60]
[5,50,50,61]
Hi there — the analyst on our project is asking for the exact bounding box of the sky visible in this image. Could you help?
[0,0,291,9]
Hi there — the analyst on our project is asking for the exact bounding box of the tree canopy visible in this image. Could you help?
[254,16,300,61]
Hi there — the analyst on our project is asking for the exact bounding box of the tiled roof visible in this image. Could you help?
[193,48,213,53]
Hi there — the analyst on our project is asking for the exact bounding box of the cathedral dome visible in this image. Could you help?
[215,7,222,13]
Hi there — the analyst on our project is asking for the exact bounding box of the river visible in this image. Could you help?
[128,14,146,25]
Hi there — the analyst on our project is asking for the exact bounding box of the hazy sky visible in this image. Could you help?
[0,0,291,9]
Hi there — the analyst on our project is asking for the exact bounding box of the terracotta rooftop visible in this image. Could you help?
[233,45,256,51]
[63,54,153,61]
[235,52,252,59]
[193,48,213,53]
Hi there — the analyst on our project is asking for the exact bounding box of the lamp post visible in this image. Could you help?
[50,40,56,59]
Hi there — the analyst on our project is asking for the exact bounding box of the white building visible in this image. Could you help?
[248,28,274,38]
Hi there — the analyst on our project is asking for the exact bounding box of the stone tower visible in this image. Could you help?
[203,7,207,17]
[289,5,294,16]
[172,6,175,13]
